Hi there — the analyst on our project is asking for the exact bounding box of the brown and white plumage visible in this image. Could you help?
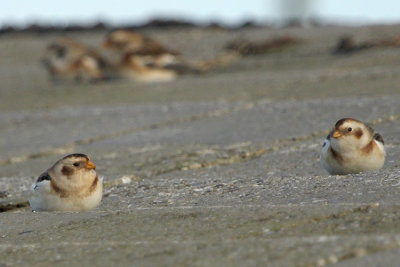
[102,29,200,82]
[29,154,102,211]
[117,52,180,82]
[320,118,385,175]
[42,38,110,82]
[117,51,202,82]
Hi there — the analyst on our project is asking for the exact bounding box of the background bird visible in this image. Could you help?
[42,38,111,82]
[102,29,201,82]
[320,118,385,175]
[29,153,103,211]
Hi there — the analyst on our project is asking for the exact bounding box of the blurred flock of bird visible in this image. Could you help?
[40,28,299,83]
[36,24,400,84]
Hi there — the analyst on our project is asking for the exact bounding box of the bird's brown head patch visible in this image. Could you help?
[335,118,348,129]
[335,118,362,130]
[354,129,363,139]
[61,166,74,177]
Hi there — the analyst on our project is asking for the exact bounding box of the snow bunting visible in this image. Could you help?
[29,154,103,211]
[42,37,110,82]
[115,50,203,82]
[102,29,202,82]
[320,118,385,175]
[117,52,178,82]
[102,30,180,68]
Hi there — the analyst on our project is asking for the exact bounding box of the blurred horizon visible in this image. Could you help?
[1,0,400,28]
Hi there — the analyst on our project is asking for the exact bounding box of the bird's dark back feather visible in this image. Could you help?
[36,172,52,183]
[373,133,384,145]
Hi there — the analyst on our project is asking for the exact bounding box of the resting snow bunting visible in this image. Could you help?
[102,29,202,82]
[118,53,178,82]
[29,154,102,211]
[42,38,110,82]
[320,118,385,175]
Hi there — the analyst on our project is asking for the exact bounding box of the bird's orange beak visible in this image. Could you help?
[86,160,96,170]
[333,131,342,138]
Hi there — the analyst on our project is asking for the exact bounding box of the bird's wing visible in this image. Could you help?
[36,171,51,183]
[322,129,334,147]
[32,171,52,191]
[373,133,384,145]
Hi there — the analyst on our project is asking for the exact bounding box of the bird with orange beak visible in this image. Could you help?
[30,154,102,211]
[320,118,385,175]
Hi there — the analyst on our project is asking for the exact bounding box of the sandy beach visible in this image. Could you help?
[1,24,400,266]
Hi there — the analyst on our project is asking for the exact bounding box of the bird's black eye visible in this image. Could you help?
[73,162,80,167]
[347,127,352,132]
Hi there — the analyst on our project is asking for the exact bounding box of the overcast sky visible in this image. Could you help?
[1,0,400,27]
